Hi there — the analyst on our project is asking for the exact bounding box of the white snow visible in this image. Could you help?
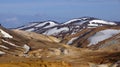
[87,27,96,28]
[23,44,30,53]
[71,32,76,35]
[43,27,69,35]
[67,37,79,45]
[0,51,5,54]
[0,45,9,49]
[2,40,30,53]
[88,20,117,27]
[88,29,120,46]
[18,23,38,29]
[2,40,30,54]
[26,23,38,27]
[89,20,116,25]
[35,21,58,28]
[81,17,88,20]
[64,19,82,24]
[0,29,13,38]
[64,18,89,25]
[26,28,35,32]
[44,21,58,28]
[35,22,47,27]
[2,39,19,47]
[88,23,99,27]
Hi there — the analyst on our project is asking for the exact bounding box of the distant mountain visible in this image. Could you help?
[17,17,118,38]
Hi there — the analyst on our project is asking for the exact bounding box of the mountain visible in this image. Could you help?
[0,24,120,67]
[17,17,117,38]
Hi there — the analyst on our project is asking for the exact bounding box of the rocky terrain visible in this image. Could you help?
[0,17,120,67]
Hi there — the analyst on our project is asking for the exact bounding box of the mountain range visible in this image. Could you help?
[0,17,120,67]
[17,17,119,38]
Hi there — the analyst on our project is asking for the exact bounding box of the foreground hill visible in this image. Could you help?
[0,25,69,57]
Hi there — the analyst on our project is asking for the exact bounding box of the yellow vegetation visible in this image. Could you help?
[0,61,71,67]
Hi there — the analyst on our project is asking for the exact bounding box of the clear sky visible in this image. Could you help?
[0,0,120,28]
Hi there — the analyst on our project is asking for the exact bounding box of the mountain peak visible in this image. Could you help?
[63,16,99,25]
[79,16,98,20]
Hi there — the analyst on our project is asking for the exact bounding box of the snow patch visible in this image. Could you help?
[64,19,82,24]
[0,51,5,54]
[43,27,69,35]
[26,23,38,27]
[35,21,58,28]
[87,27,96,28]
[26,28,35,32]
[67,37,79,45]
[2,39,19,47]
[89,20,116,25]
[0,45,9,49]
[35,22,47,27]
[88,23,99,27]
[88,29,120,46]
[44,21,58,28]
[0,29,13,38]
[2,40,30,54]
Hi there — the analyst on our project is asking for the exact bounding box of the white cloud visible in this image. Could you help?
[4,17,18,22]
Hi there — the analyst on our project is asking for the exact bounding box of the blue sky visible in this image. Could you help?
[0,0,120,28]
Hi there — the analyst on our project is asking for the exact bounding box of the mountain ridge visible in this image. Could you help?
[16,17,118,38]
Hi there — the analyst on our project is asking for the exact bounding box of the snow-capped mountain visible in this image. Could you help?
[17,21,58,32]
[17,17,117,38]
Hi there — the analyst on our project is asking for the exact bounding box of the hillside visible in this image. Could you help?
[61,26,120,50]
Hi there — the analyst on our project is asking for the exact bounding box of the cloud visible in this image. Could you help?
[4,17,18,22]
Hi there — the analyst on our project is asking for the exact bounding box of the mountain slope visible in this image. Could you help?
[61,25,120,50]
[0,26,30,55]
[0,26,70,57]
